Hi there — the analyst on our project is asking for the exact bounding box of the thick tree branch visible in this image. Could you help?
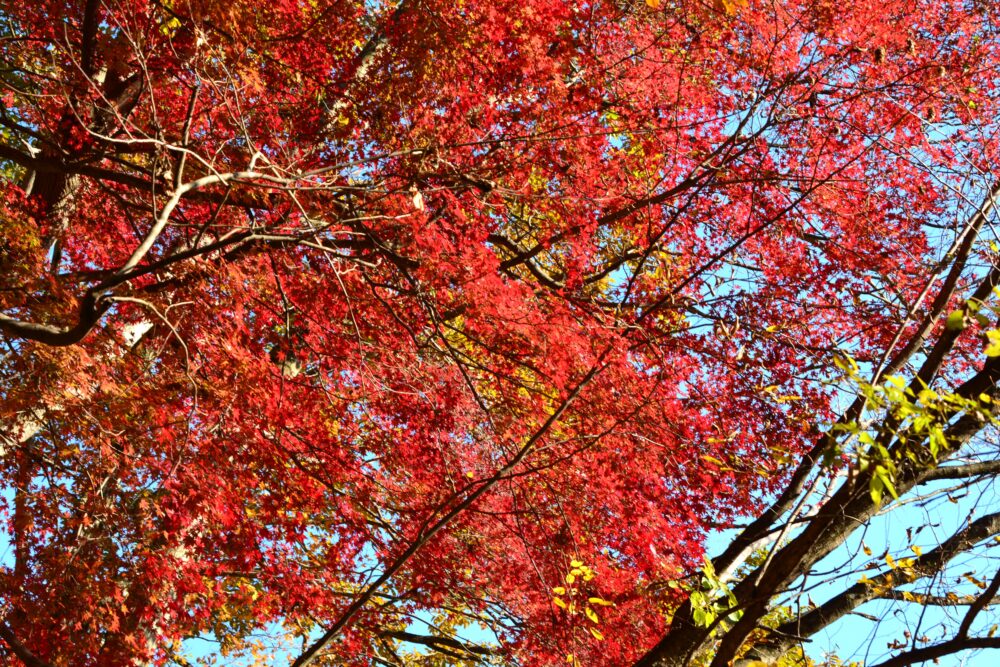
[80,0,101,76]
[878,590,984,606]
[0,292,112,347]
[0,622,52,667]
[921,460,1000,482]
[866,636,1000,667]
[377,630,493,658]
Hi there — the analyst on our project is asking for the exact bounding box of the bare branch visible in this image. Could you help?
[867,636,1000,667]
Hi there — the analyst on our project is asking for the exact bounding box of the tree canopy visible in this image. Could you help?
[2,1,1000,666]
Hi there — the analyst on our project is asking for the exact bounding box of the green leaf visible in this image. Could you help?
[875,465,899,500]
[946,310,967,331]
[870,476,884,505]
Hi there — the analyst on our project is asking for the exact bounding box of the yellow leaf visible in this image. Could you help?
[588,597,614,606]
[553,586,566,595]
[645,0,661,7]
[553,597,567,609]
[565,573,576,584]
[571,559,584,568]
[986,330,1000,357]
[585,607,599,624]
[862,542,872,556]
[886,553,895,569]
[588,627,604,641]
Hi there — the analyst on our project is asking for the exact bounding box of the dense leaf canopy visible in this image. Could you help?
[2,1,1000,666]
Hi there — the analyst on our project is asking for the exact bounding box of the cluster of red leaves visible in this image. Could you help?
[1,0,999,665]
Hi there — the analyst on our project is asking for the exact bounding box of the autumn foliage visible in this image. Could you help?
[1,0,1000,666]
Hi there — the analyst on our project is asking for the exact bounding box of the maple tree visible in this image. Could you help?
[3,0,1000,666]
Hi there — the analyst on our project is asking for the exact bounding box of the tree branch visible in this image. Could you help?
[920,460,1000,482]
[0,292,112,346]
[377,630,493,658]
[867,636,1000,667]
[760,513,1000,657]
[0,621,52,667]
